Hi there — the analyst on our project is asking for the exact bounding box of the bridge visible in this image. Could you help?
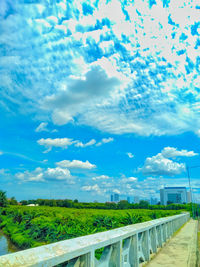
[0,213,198,266]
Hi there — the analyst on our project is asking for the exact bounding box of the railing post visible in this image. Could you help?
[90,250,95,267]
[122,234,139,267]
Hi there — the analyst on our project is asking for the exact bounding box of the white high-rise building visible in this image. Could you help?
[110,193,120,203]
[160,187,191,205]
[134,196,140,204]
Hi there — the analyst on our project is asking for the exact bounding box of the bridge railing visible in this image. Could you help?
[0,212,190,267]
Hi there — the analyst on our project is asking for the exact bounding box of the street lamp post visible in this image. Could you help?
[186,164,200,219]
[186,166,194,219]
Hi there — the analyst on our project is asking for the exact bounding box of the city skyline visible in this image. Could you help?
[0,0,200,202]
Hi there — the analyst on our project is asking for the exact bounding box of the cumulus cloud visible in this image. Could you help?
[140,154,186,176]
[127,152,134,158]
[161,147,198,158]
[15,166,74,183]
[45,167,71,181]
[16,167,44,182]
[56,160,96,169]
[35,122,48,132]
[139,147,198,176]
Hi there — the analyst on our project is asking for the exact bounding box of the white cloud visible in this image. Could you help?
[127,152,134,158]
[45,167,71,181]
[44,66,121,126]
[35,122,48,132]
[56,159,96,169]
[38,136,114,152]
[15,166,74,183]
[16,167,45,182]
[96,137,114,146]
[1,0,200,137]
[113,189,120,194]
[75,139,96,148]
[161,147,198,158]
[122,177,137,183]
[81,184,104,195]
[0,151,3,155]
[140,154,185,176]
[92,175,110,181]
[37,138,75,152]
[140,147,198,176]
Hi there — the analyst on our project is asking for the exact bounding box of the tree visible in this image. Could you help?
[8,197,18,205]
[167,200,173,205]
[20,200,28,205]
[0,190,8,207]
[138,200,149,209]
[117,200,130,209]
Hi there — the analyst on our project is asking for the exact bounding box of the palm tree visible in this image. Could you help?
[0,190,8,207]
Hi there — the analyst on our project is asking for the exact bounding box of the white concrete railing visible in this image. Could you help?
[0,213,190,267]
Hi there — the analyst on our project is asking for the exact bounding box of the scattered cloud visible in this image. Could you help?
[96,137,114,146]
[0,1,200,137]
[35,122,49,132]
[38,136,114,152]
[56,159,96,169]
[16,167,45,182]
[92,175,110,181]
[161,147,198,158]
[121,176,137,183]
[37,138,75,152]
[75,139,96,148]
[127,152,134,158]
[81,184,104,195]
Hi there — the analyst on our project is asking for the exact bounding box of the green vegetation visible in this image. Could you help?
[0,206,182,250]
[19,198,193,211]
[0,190,8,207]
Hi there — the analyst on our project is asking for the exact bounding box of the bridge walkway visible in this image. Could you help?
[146,219,198,267]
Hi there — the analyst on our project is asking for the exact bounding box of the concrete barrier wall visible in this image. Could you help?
[0,213,190,267]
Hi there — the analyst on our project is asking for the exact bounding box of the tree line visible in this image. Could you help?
[0,190,195,212]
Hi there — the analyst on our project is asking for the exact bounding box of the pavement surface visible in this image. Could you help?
[146,219,198,267]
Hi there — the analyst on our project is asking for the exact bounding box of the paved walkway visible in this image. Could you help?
[146,219,198,267]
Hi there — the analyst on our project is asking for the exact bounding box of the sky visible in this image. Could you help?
[0,0,200,202]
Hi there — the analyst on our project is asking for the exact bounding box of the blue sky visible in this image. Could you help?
[0,0,200,202]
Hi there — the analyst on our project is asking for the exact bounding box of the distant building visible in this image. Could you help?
[160,187,191,205]
[111,194,114,202]
[127,196,131,203]
[110,193,120,203]
[134,196,139,204]
[150,198,158,205]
